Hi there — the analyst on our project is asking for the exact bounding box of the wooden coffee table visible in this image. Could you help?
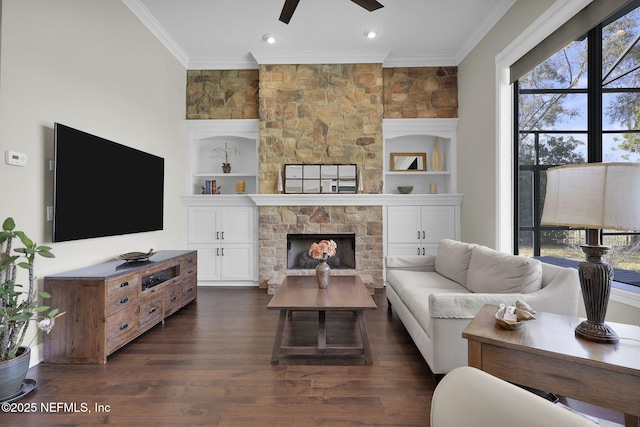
[462,304,640,427]
[268,275,377,364]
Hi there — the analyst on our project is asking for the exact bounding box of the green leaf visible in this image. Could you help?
[14,231,33,249]
[10,312,31,322]
[38,250,55,259]
[2,217,15,231]
[40,291,52,298]
[49,308,59,318]
[35,306,50,312]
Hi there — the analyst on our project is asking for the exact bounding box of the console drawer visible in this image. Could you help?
[106,285,138,316]
[139,294,163,332]
[106,273,140,296]
[164,285,182,317]
[182,278,197,304]
[106,305,138,353]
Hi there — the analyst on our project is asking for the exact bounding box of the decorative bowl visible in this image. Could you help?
[397,186,414,194]
[495,305,524,330]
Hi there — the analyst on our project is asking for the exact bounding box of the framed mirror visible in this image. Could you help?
[284,164,358,194]
[390,152,427,171]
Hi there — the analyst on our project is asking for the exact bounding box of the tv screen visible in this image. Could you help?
[53,123,164,242]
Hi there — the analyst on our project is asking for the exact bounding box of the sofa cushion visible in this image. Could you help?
[435,239,477,287]
[466,246,543,294]
[387,270,463,301]
[402,286,471,336]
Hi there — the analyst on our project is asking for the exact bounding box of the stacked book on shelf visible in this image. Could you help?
[203,180,218,195]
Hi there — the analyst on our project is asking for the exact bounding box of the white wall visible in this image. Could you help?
[457,0,555,248]
[0,0,187,360]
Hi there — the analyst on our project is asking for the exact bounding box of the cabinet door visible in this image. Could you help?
[188,244,219,280]
[220,244,255,281]
[219,207,255,243]
[188,207,219,243]
[421,206,456,243]
[387,206,422,243]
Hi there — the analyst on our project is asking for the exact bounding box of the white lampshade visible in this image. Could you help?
[541,162,640,230]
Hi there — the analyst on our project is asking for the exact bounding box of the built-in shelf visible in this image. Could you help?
[382,118,459,195]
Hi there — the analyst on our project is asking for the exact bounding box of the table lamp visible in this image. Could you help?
[541,162,640,344]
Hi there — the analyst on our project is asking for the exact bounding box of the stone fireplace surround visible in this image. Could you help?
[251,195,383,294]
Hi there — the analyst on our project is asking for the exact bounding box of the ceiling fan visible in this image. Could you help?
[279,0,384,24]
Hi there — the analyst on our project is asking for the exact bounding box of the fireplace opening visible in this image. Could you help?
[287,233,356,270]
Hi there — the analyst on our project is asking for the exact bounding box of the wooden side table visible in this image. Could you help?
[462,304,640,427]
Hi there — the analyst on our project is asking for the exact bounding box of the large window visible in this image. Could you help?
[515,2,640,286]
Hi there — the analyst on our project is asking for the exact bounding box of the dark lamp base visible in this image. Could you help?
[575,320,619,344]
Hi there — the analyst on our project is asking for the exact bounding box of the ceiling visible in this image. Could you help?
[123,0,517,69]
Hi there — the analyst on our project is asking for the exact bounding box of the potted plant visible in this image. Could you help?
[210,142,239,173]
[0,217,62,401]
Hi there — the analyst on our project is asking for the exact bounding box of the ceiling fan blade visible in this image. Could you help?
[350,0,384,12]
[279,0,301,24]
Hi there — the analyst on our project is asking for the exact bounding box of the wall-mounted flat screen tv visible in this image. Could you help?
[53,123,164,242]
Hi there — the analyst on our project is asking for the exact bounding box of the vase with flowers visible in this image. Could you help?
[308,240,337,289]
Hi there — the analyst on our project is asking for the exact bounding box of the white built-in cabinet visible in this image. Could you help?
[181,119,259,286]
[386,204,459,256]
[382,119,462,258]
[187,206,255,282]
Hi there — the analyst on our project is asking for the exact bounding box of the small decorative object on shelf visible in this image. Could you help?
[397,186,413,194]
[236,179,245,194]
[308,239,337,289]
[210,142,239,174]
[116,249,155,263]
[495,300,536,330]
[431,137,443,171]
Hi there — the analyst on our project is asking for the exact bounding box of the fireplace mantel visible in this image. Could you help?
[249,193,463,206]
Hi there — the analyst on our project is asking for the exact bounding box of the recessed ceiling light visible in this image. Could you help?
[364,29,377,39]
[263,34,276,44]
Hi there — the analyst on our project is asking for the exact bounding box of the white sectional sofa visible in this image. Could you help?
[385,239,580,376]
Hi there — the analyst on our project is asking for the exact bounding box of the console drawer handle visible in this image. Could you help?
[120,297,129,304]
[187,287,193,292]
[171,296,177,302]
[120,323,129,330]
[120,281,129,288]
[149,308,156,314]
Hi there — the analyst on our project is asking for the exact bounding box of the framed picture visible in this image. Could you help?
[390,152,427,172]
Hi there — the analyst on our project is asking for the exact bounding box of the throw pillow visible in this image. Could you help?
[434,239,477,287]
[466,245,543,294]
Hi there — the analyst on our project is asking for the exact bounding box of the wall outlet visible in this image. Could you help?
[47,206,53,222]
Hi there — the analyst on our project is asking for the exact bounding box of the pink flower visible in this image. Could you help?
[308,240,337,260]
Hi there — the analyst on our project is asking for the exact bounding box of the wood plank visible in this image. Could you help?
[1,288,626,426]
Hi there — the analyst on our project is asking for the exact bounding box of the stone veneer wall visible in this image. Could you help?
[256,64,385,289]
[258,63,384,194]
[383,67,458,118]
[259,205,383,291]
[186,70,259,119]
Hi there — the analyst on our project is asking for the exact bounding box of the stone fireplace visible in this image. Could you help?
[257,204,383,294]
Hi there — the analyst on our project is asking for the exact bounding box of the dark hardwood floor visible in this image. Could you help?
[3,287,625,426]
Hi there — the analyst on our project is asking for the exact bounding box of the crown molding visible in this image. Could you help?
[121,0,189,68]
[188,57,259,70]
[382,54,458,68]
[455,0,518,64]
[250,50,390,65]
